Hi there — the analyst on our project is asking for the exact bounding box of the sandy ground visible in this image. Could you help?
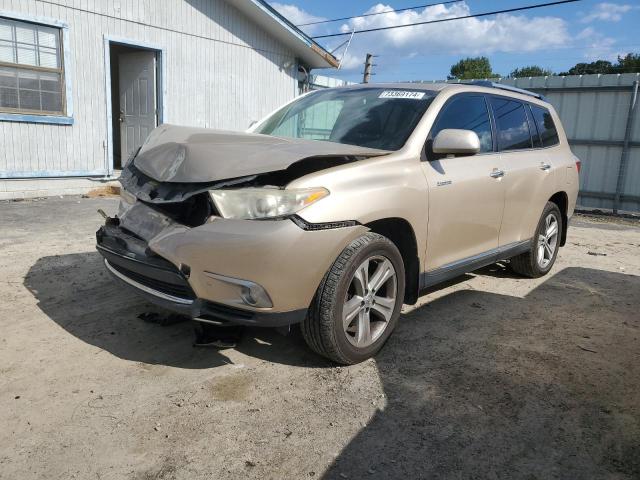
[1,196,639,480]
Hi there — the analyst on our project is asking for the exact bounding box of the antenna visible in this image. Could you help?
[339,29,355,70]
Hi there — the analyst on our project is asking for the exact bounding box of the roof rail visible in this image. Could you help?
[465,81,546,101]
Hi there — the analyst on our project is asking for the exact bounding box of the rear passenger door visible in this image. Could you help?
[490,97,559,247]
[421,94,505,271]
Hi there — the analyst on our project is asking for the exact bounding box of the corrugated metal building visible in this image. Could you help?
[0,0,337,198]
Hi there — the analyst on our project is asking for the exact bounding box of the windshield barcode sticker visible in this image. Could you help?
[379,90,425,100]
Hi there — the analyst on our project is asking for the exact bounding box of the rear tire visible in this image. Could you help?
[510,202,562,278]
[301,232,405,365]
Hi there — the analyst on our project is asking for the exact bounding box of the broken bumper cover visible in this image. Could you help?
[96,214,367,326]
[96,225,306,326]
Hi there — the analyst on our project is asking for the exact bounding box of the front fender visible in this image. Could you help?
[287,155,428,265]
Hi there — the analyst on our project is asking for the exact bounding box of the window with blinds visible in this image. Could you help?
[0,17,65,115]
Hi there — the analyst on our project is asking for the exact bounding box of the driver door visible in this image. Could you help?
[420,94,506,272]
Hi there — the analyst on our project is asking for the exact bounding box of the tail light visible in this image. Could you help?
[575,159,581,173]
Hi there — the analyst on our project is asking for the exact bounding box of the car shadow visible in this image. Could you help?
[323,266,640,479]
[474,261,524,278]
[25,254,640,477]
[24,252,329,369]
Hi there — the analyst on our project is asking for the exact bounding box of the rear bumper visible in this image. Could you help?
[96,225,306,326]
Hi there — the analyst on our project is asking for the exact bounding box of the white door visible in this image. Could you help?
[119,51,157,162]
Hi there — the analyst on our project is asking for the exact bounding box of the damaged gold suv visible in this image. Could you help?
[97,82,580,364]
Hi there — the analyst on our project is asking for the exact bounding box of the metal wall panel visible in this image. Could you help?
[0,0,298,178]
[432,74,640,212]
[499,74,640,213]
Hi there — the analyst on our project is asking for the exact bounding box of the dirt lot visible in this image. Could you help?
[1,196,639,480]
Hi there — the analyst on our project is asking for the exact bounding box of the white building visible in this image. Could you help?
[0,0,338,199]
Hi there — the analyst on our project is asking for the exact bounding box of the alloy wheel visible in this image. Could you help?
[537,213,559,269]
[342,255,398,348]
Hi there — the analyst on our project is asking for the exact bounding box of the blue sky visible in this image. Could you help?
[270,0,640,82]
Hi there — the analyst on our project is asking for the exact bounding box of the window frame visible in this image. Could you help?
[485,93,562,153]
[488,95,536,152]
[0,11,73,125]
[425,92,497,160]
[525,104,542,148]
[529,103,560,149]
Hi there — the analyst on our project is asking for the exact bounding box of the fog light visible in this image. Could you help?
[240,284,271,307]
[203,271,273,308]
[236,282,272,308]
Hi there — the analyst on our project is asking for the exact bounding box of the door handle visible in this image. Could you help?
[119,109,125,123]
[490,169,505,178]
[540,163,552,171]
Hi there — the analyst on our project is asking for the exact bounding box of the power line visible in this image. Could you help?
[388,44,640,66]
[312,0,582,39]
[297,0,463,27]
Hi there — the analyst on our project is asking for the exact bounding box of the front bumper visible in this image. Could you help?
[96,203,367,325]
[97,225,306,326]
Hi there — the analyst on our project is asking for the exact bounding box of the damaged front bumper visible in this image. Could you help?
[96,201,367,327]
[97,225,304,326]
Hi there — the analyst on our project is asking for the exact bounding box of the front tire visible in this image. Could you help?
[510,202,562,278]
[301,233,405,365]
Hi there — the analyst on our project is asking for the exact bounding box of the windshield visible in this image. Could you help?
[255,87,436,151]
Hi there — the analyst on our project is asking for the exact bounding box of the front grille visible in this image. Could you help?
[109,261,196,300]
[145,192,215,227]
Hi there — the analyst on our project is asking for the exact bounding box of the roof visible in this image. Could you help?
[326,82,551,105]
[224,0,339,69]
[329,82,448,91]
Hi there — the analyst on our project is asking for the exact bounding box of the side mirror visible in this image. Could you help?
[432,129,481,156]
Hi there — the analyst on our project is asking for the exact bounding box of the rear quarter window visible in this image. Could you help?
[530,105,560,147]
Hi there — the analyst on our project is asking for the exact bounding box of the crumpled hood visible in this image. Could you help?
[133,124,390,183]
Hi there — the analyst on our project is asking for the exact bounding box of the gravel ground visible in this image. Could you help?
[1,196,639,480]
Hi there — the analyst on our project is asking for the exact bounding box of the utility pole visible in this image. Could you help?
[363,53,375,83]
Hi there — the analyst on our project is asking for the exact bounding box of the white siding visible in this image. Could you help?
[0,0,298,177]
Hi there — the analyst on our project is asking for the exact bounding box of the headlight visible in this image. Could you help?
[209,187,329,220]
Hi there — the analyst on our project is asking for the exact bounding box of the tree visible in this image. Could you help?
[449,57,500,80]
[556,53,640,76]
[616,53,640,73]
[509,65,553,78]
[560,60,613,76]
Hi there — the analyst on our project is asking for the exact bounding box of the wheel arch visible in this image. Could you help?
[548,191,569,246]
[365,217,420,305]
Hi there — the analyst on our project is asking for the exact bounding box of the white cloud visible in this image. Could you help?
[329,2,572,71]
[575,27,618,60]
[580,2,638,23]
[273,2,623,75]
[270,3,327,34]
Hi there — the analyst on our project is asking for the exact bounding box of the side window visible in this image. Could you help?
[530,105,560,147]
[490,97,532,151]
[430,95,493,153]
